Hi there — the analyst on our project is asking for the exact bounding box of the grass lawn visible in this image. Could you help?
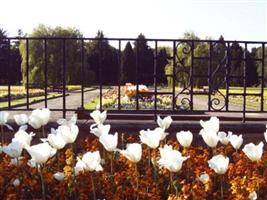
[0,93,62,108]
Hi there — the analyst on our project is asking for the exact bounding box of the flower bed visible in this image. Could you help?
[0,110,267,199]
[85,85,188,110]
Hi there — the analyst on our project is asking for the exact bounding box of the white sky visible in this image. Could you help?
[0,0,266,41]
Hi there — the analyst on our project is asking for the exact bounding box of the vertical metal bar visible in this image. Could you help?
[81,39,85,109]
[208,41,212,112]
[225,42,230,111]
[190,41,194,111]
[44,39,48,108]
[26,39,30,109]
[261,43,265,111]
[62,39,66,118]
[135,39,139,110]
[118,40,121,110]
[242,43,247,122]
[154,40,158,120]
[172,41,176,110]
[99,39,103,111]
[7,39,11,109]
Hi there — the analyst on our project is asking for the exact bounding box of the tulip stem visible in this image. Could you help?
[148,148,151,169]
[37,164,46,200]
[135,163,139,200]
[220,175,224,200]
[110,152,113,175]
[90,173,96,200]
[1,125,4,144]
[42,126,45,138]
[169,172,173,195]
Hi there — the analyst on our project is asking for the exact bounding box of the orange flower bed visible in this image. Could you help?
[0,135,267,199]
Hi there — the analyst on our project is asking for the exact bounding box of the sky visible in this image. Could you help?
[0,0,266,41]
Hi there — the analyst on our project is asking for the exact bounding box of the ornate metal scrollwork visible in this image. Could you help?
[173,41,193,110]
[209,41,229,111]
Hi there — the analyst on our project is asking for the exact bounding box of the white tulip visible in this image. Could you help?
[42,128,66,150]
[242,142,264,162]
[28,108,50,129]
[0,145,2,154]
[199,129,219,148]
[139,129,161,149]
[2,141,23,158]
[158,144,189,172]
[218,131,232,145]
[14,114,28,126]
[200,117,219,134]
[57,124,79,144]
[90,124,110,138]
[230,134,243,150]
[13,178,20,187]
[99,132,118,152]
[26,142,56,164]
[0,111,13,130]
[27,159,37,168]
[12,129,35,148]
[53,172,65,181]
[81,151,103,172]
[10,157,23,166]
[90,110,107,125]
[74,157,86,175]
[154,127,169,141]
[198,173,209,184]
[264,125,267,143]
[176,131,193,148]
[249,191,257,200]
[57,114,77,126]
[208,155,229,174]
[157,116,172,130]
[121,143,142,163]
[0,111,9,125]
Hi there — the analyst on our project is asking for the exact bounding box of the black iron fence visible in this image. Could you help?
[0,37,266,122]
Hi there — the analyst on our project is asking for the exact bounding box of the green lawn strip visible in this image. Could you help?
[84,97,100,110]
[196,94,266,110]
[0,93,62,108]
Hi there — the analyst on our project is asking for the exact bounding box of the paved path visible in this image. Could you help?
[8,89,101,120]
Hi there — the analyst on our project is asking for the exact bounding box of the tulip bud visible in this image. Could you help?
[176,131,193,148]
[158,144,189,172]
[14,114,29,126]
[90,110,107,125]
[54,172,65,181]
[157,116,172,130]
[242,142,264,162]
[13,178,20,187]
[230,134,243,150]
[208,155,229,174]
[121,143,142,163]
[99,132,118,152]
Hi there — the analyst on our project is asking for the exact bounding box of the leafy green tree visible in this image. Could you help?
[20,24,83,85]
[121,42,135,84]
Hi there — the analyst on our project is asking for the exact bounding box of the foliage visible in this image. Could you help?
[19,25,84,85]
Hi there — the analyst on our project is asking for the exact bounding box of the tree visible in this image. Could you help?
[20,25,83,85]
[121,42,135,84]
[0,28,9,84]
[133,34,154,85]
[86,31,119,85]
[157,48,168,85]
[245,48,259,86]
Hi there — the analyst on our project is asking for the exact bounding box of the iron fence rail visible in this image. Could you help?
[0,37,266,122]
